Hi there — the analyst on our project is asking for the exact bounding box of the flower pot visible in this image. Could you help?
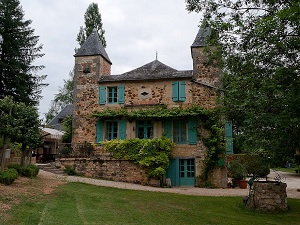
[238,180,248,189]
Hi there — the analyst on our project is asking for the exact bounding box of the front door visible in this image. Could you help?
[166,158,195,186]
[179,159,195,186]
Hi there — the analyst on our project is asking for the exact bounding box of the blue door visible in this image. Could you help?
[179,159,195,186]
[166,158,195,186]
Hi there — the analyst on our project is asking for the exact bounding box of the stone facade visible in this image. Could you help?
[71,27,226,187]
[247,181,288,212]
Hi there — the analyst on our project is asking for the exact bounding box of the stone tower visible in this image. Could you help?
[72,29,112,144]
[191,27,221,87]
[190,27,221,109]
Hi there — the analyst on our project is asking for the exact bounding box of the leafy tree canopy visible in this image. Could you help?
[0,0,47,105]
[186,0,300,164]
[76,2,106,47]
[0,96,42,167]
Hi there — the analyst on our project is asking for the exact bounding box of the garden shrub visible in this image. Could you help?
[8,163,22,174]
[64,165,77,175]
[102,136,173,178]
[228,154,270,178]
[20,165,39,178]
[0,168,18,185]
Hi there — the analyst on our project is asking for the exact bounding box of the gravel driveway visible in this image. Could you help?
[39,170,300,199]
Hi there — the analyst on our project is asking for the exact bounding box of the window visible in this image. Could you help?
[106,121,118,140]
[108,87,118,103]
[173,119,187,144]
[96,120,126,142]
[172,81,185,102]
[99,84,125,105]
[136,121,153,139]
[164,118,197,145]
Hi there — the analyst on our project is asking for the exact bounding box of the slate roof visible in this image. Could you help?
[48,104,73,131]
[99,60,193,82]
[74,29,112,64]
[191,27,211,48]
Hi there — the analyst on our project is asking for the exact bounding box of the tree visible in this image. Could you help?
[45,70,74,123]
[186,0,300,164]
[76,2,106,47]
[11,101,42,166]
[0,0,47,105]
[0,97,42,169]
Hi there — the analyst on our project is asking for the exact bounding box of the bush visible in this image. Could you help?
[64,165,77,175]
[0,168,19,185]
[8,163,22,174]
[227,154,270,178]
[20,165,39,178]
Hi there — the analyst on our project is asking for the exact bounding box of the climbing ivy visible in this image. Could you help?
[102,136,173,178]
[94,105,225,181]
[92,105,210,120]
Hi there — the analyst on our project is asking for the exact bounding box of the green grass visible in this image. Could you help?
[4,182,300,225]
[273,167,300,173]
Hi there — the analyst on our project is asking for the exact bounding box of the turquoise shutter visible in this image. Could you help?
[164,119,172,139]
[99,86,106,105]
[96,120,104,142]
[118,84,125,104]
[166,159,179,186]
[225,121,233,154]
[118,120,126,140]
[172,82,179,102]
[178,81,186,102]
[188,118,197,145]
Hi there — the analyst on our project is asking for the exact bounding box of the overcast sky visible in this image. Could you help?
[19,0,202,119]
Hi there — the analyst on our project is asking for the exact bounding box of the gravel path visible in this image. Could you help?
[39,170,300,199]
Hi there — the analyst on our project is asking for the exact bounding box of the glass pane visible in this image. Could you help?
[138,127,144,139]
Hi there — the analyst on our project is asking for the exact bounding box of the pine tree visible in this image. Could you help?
[0,0,47,105]
[76,2,106,48]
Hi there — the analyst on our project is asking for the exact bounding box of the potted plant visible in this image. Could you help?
[227,158,248,189]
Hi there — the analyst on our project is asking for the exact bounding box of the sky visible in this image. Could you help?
[19,0,202,120]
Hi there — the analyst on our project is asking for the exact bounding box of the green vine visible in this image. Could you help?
[102,136,174,178]
[94,105,225,182]
[91,105,210,120]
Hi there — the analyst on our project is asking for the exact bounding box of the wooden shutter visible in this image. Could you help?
[164,119,172,139]
[225,121,233,154]
[188,118,197,145]
[118,120,126,140]
[178,81,186,102]
[172,82,179,102]
[118,84,125,104]
[96,120,104,142]
[166,158,179,186]
[99,86,106,105]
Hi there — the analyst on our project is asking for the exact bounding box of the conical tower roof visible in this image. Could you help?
[74,29,111,64]
[191,27,211,48]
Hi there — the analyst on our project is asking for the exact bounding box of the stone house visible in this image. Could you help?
[70,28,227,187]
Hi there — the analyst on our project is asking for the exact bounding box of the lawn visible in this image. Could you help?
[273,167,300,173]
[3,182,300,225]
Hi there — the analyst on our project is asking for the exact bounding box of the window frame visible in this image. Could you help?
[172,119,187,144]
[136,120,153,139]
[105,121,118,140]
[107,86,118,104]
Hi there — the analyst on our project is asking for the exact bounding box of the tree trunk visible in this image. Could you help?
[20,143,27,167]
[0,136,8,171]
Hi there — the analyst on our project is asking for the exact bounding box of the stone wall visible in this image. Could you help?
[247,181,288,212]
[60,157,160,187]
